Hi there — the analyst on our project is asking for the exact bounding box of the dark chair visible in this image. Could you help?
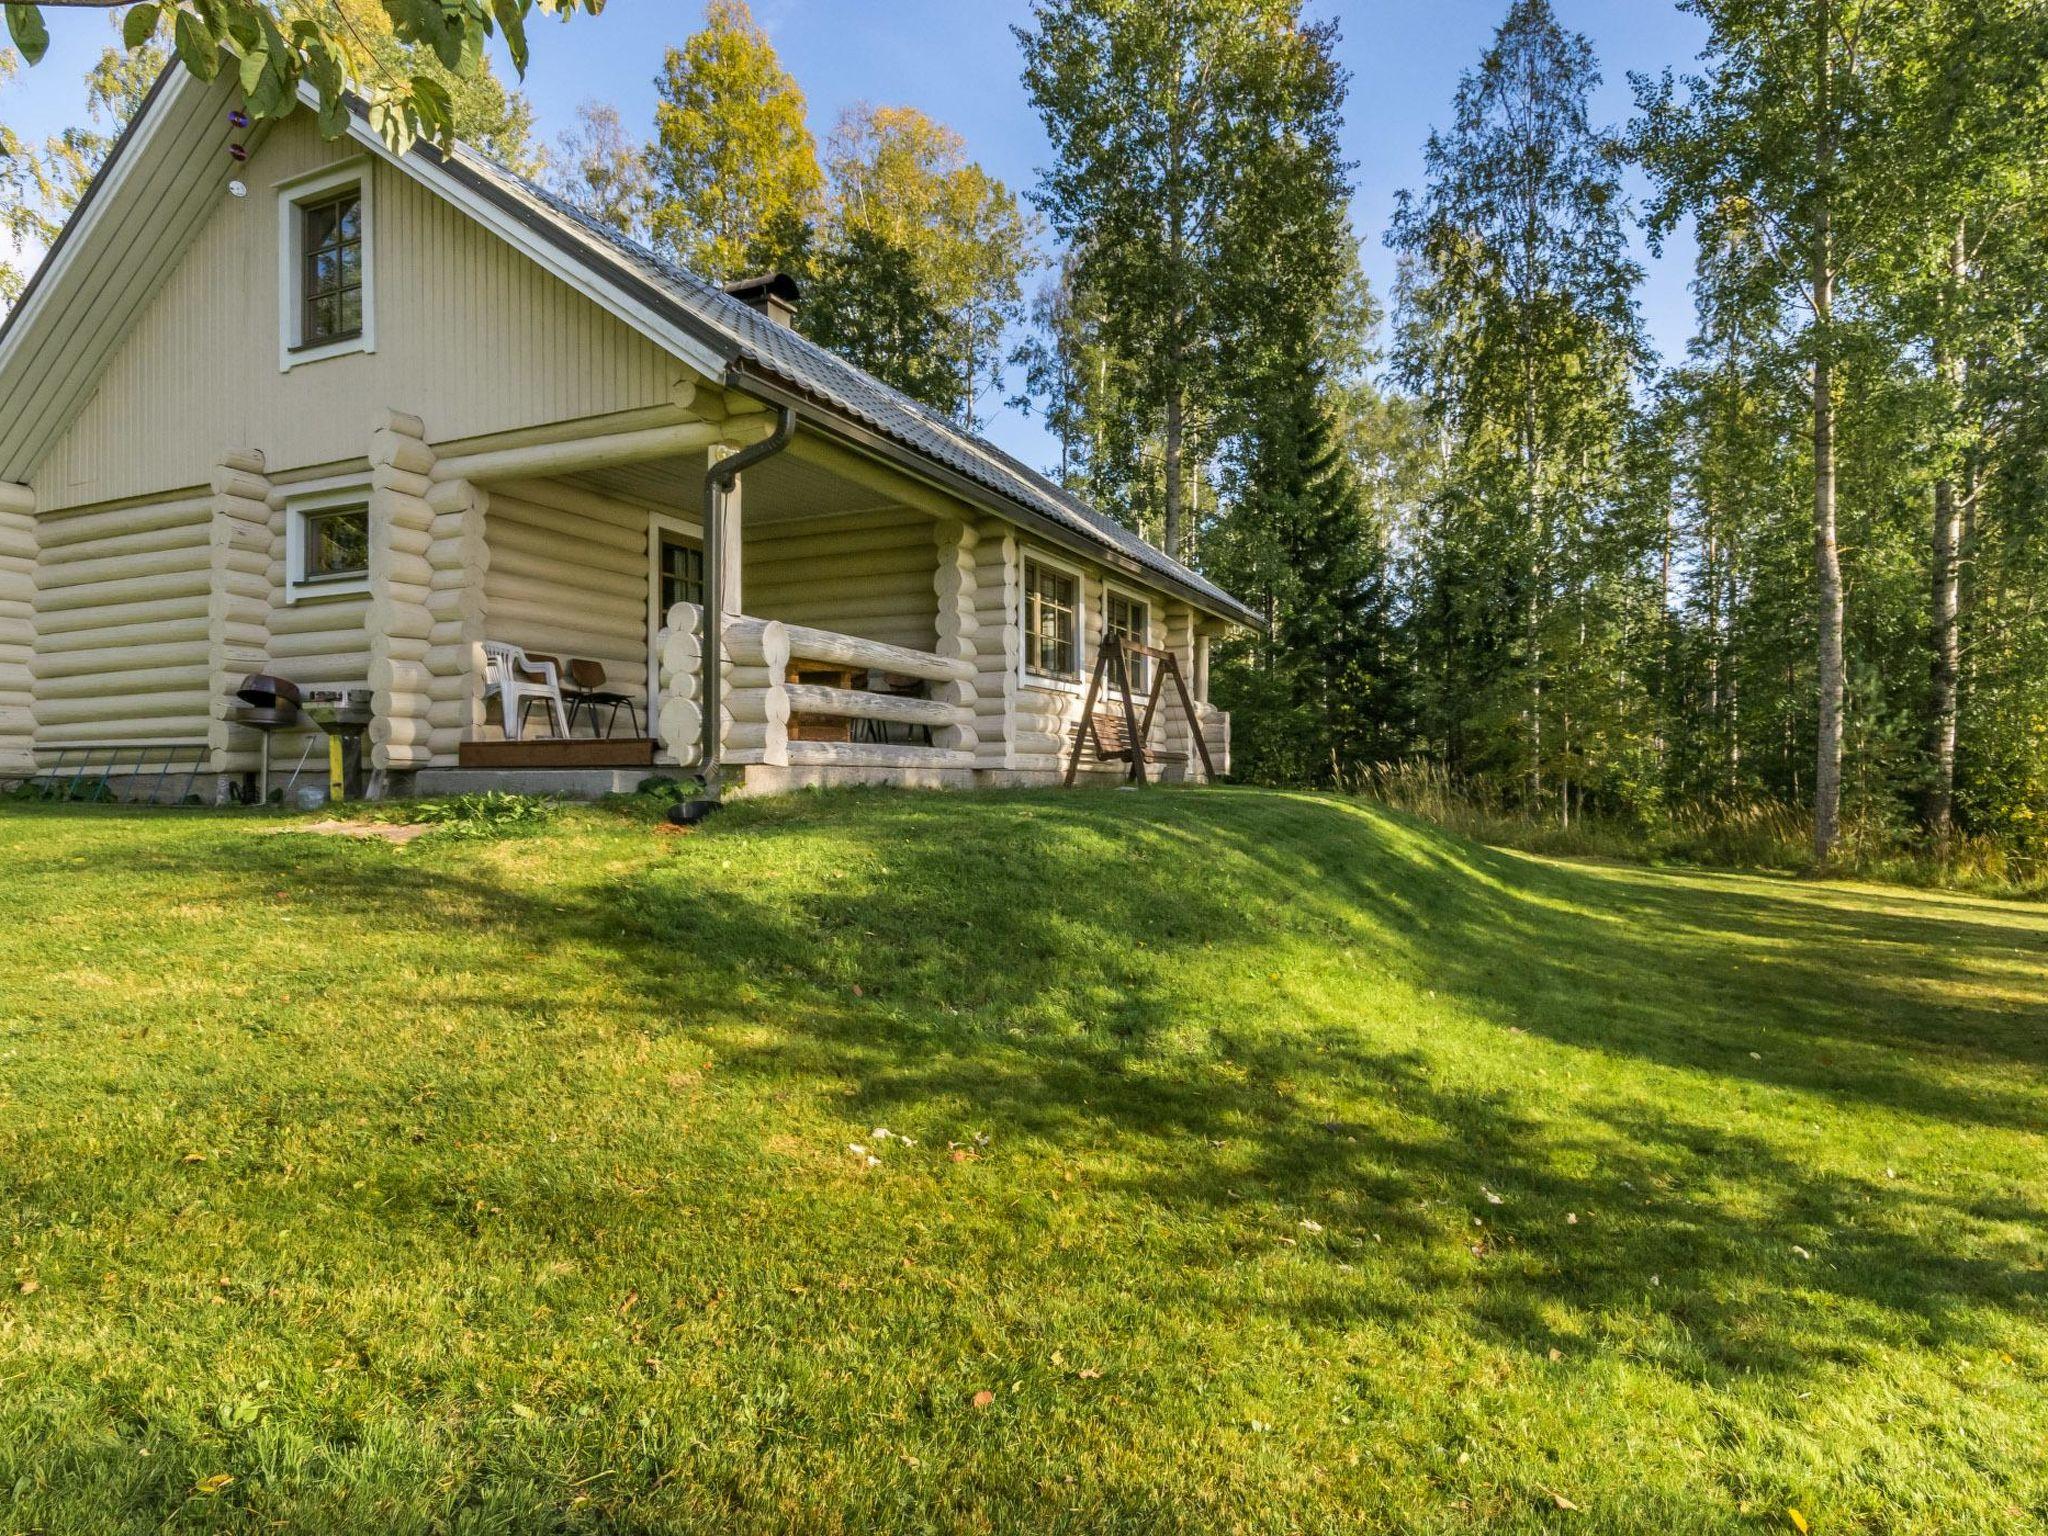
[561,658,642,739]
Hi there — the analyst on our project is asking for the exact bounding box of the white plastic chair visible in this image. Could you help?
[481,641,569,741]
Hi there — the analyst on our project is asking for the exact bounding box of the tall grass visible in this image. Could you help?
[1351,759,2047,897]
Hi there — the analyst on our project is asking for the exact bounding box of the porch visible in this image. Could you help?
[341,408,1228,797]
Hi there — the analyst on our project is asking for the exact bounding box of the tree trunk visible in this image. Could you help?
[1925,220,1967,848]
[1811,0,1845,863]
[1164,387,1185,563]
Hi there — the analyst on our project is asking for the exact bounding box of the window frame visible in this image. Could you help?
[1102,584,1152,693]
[1020,550,1087,689]
[277,159,375,371]
[284,485,373,604]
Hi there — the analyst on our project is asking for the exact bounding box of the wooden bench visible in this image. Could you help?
[1072,709,1185,767]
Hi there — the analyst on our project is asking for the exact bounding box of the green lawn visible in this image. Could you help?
[1,788,2042,1534]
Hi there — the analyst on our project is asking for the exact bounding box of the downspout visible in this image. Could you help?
[697,406,797,796]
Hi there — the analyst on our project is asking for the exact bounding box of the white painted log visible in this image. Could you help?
[723,617,792,673]
[40,544,208,591]
[723,720,789,762]
[484,544,643,600]
[35,497,211,549]
[724,686,792,727]
[490,480,659,537]
[433,420,726,484]
[782,683,966,728]
[782,740,977,770]
[780,623,971,684]
[37,691,211,726]
[487,505,649,559]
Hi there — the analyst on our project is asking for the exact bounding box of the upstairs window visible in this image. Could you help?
[1104,590,1151,691]
[1024,557,1080,681]
[299,190,363,347]
[278,162,373,369]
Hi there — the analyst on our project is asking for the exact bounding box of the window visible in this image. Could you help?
[658,532,705,614]
[1104,590,1150,692]
[1024,558,1080,681]
[285,489,372,602]
[299,190,363,347]
[278,161,373,370]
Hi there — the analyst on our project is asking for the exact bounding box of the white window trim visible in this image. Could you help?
[284,484,372,603]
[647,511,707,722]
[1019,548,1089,694]
[1102,582,1154,691]
[277,158,375,372]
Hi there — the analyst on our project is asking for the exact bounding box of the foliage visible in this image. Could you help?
[803,103,1036,425]
[1,791,2043,1529]
[403,789,559,837]
[543,98,650,239]
[1017,0,1352,562]
[646,0,822,284]
[3,0,599,154]
[1387,0,1648,818]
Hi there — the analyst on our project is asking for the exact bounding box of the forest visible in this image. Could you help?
[3,0,2044,885]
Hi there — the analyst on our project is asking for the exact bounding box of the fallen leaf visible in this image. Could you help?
[1077,1367,1102,1379]
[181,1152,207,1164]
[1792,1245,1812,1260]
[510,1403,537,1420]
[194,1473,234,1495]
[1547,1347,1562,1362]
[1482,1187,1505,1205]
[1299,1219,1324,1233]
[16,1279,39,1296]
[969,1389,995,1409]
[1548,1488,1580,1511]
[1787,1509,1809,1533]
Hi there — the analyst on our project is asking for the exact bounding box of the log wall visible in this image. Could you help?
[29,493,213,753]
[478,475,653,739]
[0,489,34,774]
[745,510,939,654]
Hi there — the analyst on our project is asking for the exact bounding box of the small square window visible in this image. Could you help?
[300,505,369,584]
[1024,559,1079,681]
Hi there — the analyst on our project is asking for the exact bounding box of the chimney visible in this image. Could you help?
[723,272,801,329]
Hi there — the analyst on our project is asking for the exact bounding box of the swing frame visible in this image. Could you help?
[1063,632,1218,787]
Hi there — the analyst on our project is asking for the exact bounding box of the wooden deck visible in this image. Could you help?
[457,738,657,770]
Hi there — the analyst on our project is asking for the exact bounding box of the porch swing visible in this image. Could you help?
[1063,632,1218,787]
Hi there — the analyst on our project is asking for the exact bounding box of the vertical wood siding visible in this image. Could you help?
[32,111,680,511]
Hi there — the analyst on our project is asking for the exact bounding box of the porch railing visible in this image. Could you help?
[656,603,975,771]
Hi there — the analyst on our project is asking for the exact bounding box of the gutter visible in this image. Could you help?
[698,406,798,795]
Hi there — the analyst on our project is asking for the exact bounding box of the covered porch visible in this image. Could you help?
[353,404,1226,797]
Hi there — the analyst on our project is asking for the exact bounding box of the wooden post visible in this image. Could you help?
[424,478,489,764]
[206,449,273,781]
[366,410,437,785]
[931,518,979,754]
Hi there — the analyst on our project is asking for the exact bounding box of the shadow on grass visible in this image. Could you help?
[6,790,2042,1386]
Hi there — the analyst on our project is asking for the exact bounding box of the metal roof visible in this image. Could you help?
[434,143,1258,627]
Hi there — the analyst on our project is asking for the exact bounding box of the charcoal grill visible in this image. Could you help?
[230,673,303,803]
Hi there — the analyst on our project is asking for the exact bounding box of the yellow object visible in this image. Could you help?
[328,735,345,802]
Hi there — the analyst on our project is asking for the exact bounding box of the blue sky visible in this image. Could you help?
[5,0,1709,469]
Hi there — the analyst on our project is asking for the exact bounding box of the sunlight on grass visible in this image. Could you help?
[0,789,2041,1533]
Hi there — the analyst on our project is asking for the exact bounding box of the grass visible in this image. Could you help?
[1355,759,2048,897]
[0,786,2042,1534]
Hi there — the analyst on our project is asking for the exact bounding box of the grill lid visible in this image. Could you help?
[235,672,302,709]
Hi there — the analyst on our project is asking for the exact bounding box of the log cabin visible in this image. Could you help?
[0,64,1252,802]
